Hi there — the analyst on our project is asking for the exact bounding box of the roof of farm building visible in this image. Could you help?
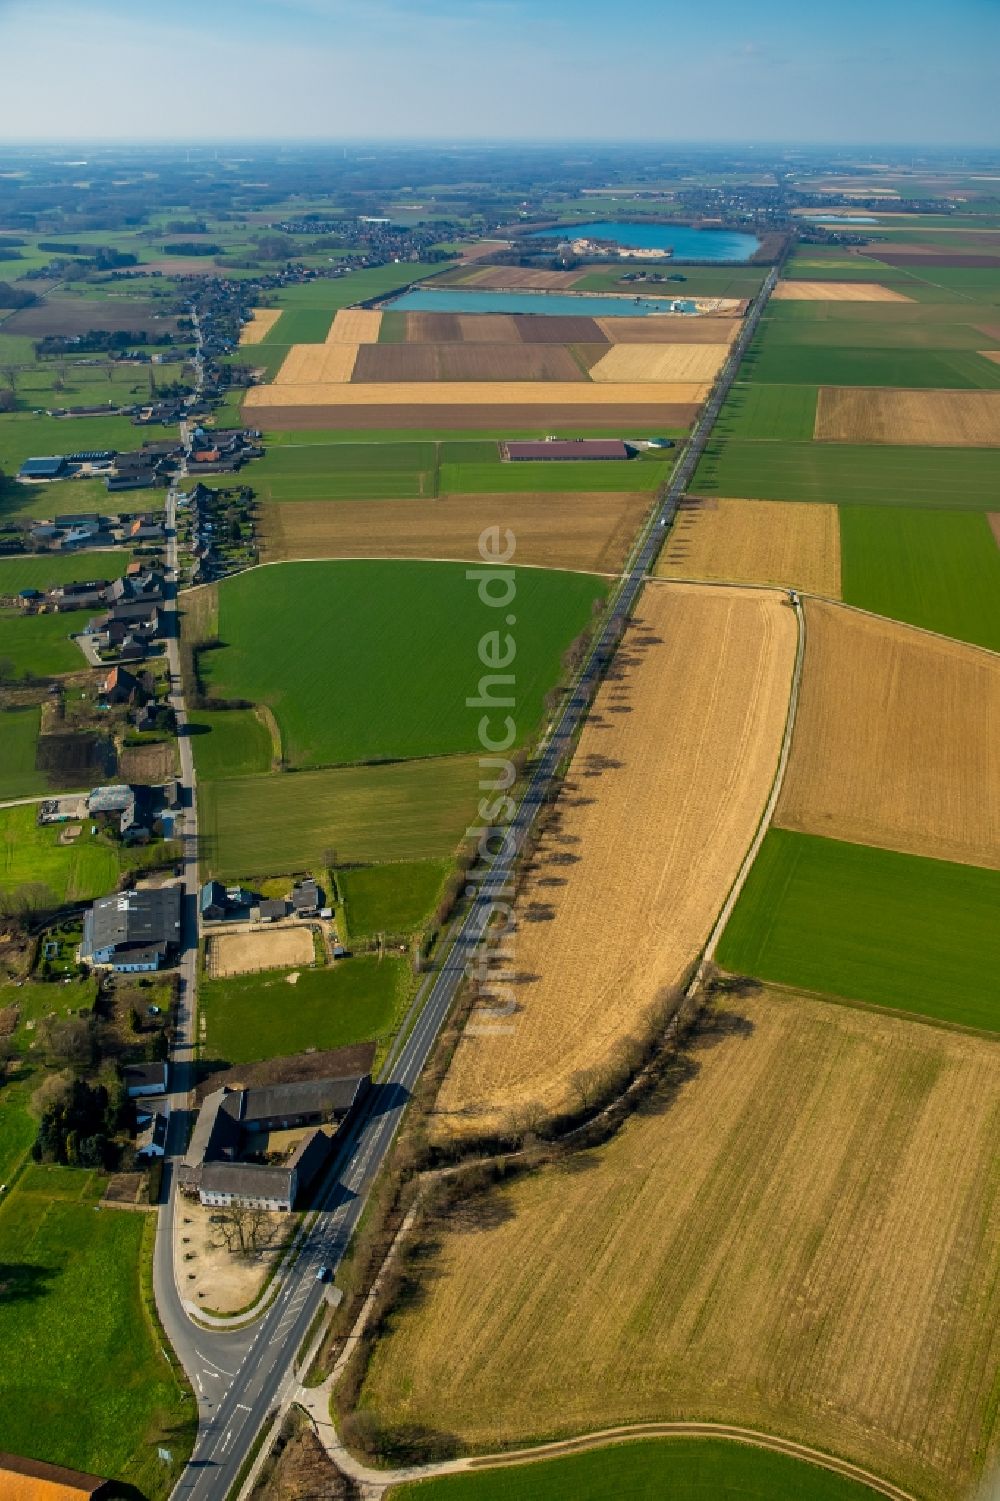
[500,439,630,461]
[0,1451,111,1500]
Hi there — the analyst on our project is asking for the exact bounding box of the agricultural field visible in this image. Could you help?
[434,583,796,1138]
[815,386,1000,442]
[244,379,709,409]
[274,343,360,383]
[714,382,819,440]
[257,264,444,344]
[198,955,410,1066]
[0,705,47,800]
[776,599,1000,867]
[0,475,121,524]
[349,343,586,382]
[595,315,741,344]
[327,308,383,342]
[839,506,1000,650]
[0,802,161,903]
[0,549,129,594]
[386,1438,887,1501]
[0,608,85,676]
[198,756,481,881]
[0,413,151,473]
[364,989,1000,1501]
[338,859,450,939]
[656,499,841,596]
[693,437,1000,506]
[238,308,282,344]
[0,1166,192,1494]
[717,829,1000,1031]
[771,281,913,301]
[258,492,651,574]
[748,344,1000,387]
[189,708,276,780]
[199,560,608,767]
[588,343,730,383]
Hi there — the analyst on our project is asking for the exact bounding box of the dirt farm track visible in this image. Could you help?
[433,582,797,1138]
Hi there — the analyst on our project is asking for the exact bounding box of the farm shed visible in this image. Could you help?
[0,1450,112,1498]
[500,438,630,461]
[18,455,71,481]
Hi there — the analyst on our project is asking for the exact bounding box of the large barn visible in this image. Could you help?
[500,438,630,461]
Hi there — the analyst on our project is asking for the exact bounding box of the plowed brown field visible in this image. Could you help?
[244,380,709,408]
[273,344,359,384]
[657,499,841,596]
[326,308,382,343]
[773,281,913,302]
[243,402,699,431]
[350,343,584,382]
[776,599,1000,868]
[363,988,1000,1501]
[458,267,588,289]
[238,308,281,345]
[815,386,1000,445]
[258,492,649,573]
[511,315,607,344]
[590,342,730,383]
[433,583,796,1137]
[596,316,741,344]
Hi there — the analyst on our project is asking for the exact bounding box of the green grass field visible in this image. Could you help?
[0,549,129,594]
[572,266,768,298]
[717,829,1000,1032]
[199,954,409,1066]
[0,413,152,473]
[693,439,1000,507]
[0,705,46,800]
[760,307,1000,350]
[0,608,85,676]
[716,383,818,440]
[198,757,480,881]
[387,1437,884,1501]
[439,450,670,494]
[0,803,164,903]
[189,708,275,780]
[742,343,1000,388]
[0,474,121,524]
[0,1165,192,1493]
[202,561,607,767]
[338,859,450,938]
[840,507,1000,651]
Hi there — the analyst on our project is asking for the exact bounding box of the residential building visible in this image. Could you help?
[80,886,182,972]
[123,1061,169,1097]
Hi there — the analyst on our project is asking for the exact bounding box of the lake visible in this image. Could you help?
[801,214,879,225]
[528,219,760,262]
[389,288,700,318]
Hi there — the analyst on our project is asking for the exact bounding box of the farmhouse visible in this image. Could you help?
[135,1099,170,1158]
[179,1073,369,1210]
[0,1451,112,1500]
[254,897,289,923]
[123,1061,169,1097]
[80,885,182,971]
[18,455,71,481]
[291,877,323,917]
[500,438,630,461]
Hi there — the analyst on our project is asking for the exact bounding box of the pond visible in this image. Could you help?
[528,219,760,262]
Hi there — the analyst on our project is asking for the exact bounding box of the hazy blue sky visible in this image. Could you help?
[0,0,997,145]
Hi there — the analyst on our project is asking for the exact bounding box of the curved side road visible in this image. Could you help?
[164,268,780,1500]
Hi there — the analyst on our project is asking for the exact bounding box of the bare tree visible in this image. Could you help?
[212,1202,271,1258]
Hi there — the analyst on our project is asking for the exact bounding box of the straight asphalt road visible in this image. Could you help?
[161,267,779,1499]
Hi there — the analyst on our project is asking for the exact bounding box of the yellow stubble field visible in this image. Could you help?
[772,281,913,302]
[815,386,1000,445]
[363,988,1000,1501]
[433,582,796,1139]
[244,379,710,409]
[273,343,359,385]
[657,498,842,596]
[776,598,1000,869]
[325,308,383,343]
[238,308,282,345]
[589,342,731,383]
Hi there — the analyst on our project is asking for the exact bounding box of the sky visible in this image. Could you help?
[0,0,997,147]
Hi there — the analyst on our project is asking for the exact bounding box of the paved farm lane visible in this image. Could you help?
[165,267,780,1500]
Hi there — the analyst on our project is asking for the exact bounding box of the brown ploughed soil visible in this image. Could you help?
[776,597,1000,869]
[350,343,585,382]
[433,582,796,1137]
[596,315,741,344]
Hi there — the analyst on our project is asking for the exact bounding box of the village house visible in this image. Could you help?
[123,1061,169,1098]
[81,886,182,972]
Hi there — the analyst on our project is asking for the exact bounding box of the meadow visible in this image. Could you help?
[0,549,129,594]
[693,437,1000,506]
[0,413,151,472]
[0,608,85,676]
[743,343,1000,387]
[0,474,119,524]
[198,757,481,881]
[0,1166,193,1493]
[189,708,275,779]
[0,705,46,800]
[387,1438,886,1501]
[365,989,1000,1501]
[338,859,450,940]
[198,954,409,1066]
[717,829,1000,1031]
[0,803,163,903]
[839,506,1000,650]
[714,382,818,440]
[201,561,608,767]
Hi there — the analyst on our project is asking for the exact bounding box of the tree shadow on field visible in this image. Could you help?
[0,1262,56,1306]
[522,903,556,924]
[547,851,580,867]
[634,1052,702,1119]
[580,753,624,777]
[535,875,568,888]
[555,1148,604,1177]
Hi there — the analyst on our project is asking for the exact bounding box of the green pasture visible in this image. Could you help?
[387,1437,884,1501]
[0,608,84,676]
[189,708,274,780]
[572,266,767,298]
[199,954,409,1067]
[717,829,1000,1032]
[338,859,450,939]
[760,306,1000,349]
[1,474,137,524]
[693,439,1000,508]
[742,343,1000,388]
[7,359,190,413]
[202,560,607,767]
[840,507,1000,651]
[0,803,164,903]
[0,1165,192,1493]
[715,383,818,440]
[198,757,480,882]
[0,549,129,594]
[0,706,46,800]
[0,413,153,472]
